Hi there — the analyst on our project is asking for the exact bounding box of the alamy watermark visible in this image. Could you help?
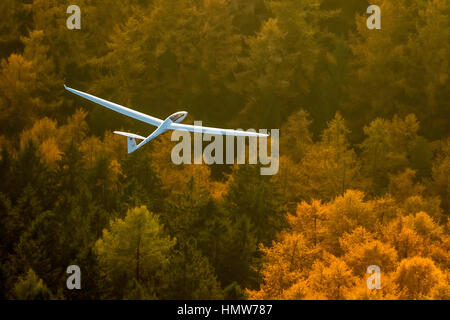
[366,265,381,290]
[170,121,279,176]
[66,5,81,30]
[66,265,81,289]
[367,5,381,30]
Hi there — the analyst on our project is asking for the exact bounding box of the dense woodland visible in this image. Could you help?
[0,0,449,299]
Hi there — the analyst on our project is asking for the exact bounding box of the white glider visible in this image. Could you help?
[64,85,268,153]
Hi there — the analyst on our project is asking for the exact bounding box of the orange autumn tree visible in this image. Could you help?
[248,190,449,300]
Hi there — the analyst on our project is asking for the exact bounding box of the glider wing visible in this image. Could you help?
[64,85,163,127]
[169,123,269,137]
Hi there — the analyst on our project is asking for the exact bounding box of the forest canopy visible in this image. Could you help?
[0,0,449,300]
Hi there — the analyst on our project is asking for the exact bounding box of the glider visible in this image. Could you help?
[64,85,268,153]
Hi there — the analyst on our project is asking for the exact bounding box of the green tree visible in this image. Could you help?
[279,109,313,163]
[0,54,42,137]
[95,206,175,299]
[235,0,332,127]
[14,210,60,290]
[360,115,421,195]
[429,138,450,214]
[0,0,28,58]
[345,0,450,139]
[163,242,223,299]
[11,269,53,300]
[298,113,362,200]
[225,164,284,245]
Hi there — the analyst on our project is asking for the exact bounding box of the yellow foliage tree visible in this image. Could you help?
[247,233,321,300]
[304,254,357,300]
[288,200,327,247]
[394,256,446,299]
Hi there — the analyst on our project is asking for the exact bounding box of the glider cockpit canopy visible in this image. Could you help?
[168,111,188,123]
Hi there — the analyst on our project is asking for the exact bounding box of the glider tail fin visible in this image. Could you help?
[113,131,146,154]
[127,137,137,154]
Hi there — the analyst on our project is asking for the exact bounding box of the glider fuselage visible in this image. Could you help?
[134,111,188,150]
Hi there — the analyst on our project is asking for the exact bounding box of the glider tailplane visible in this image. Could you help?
[113,131,146,154]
